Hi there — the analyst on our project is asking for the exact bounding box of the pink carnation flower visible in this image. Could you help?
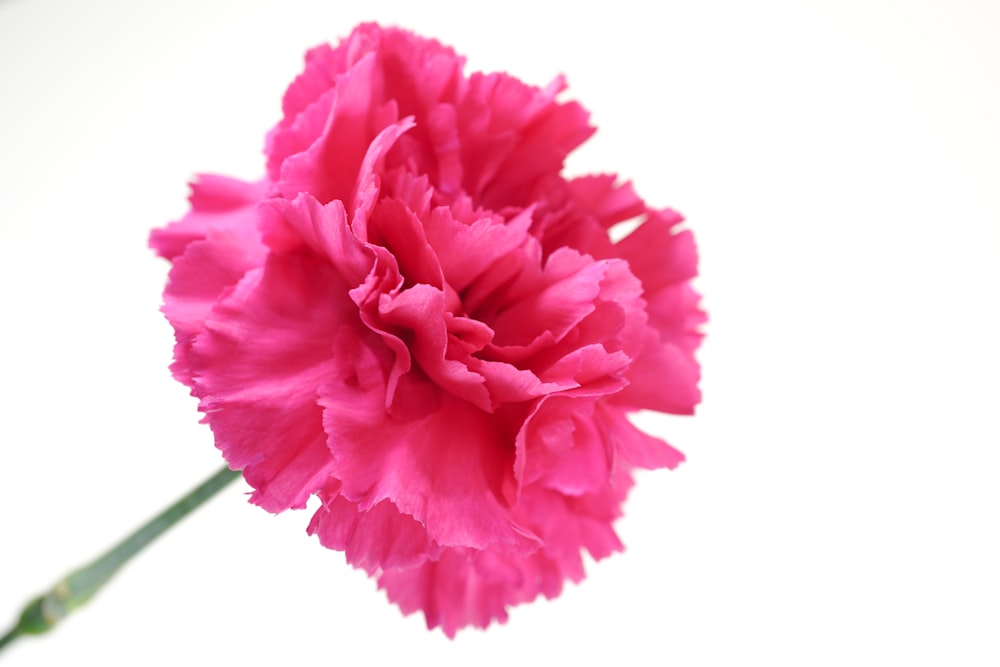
[151,23,704,636]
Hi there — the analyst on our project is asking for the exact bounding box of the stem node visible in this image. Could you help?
[0,465,240,654]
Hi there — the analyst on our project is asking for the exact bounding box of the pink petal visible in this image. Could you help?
[308,488,441,575]
[487,247,604,349]
[264,193,371,286]
[615,331,703,414]
[319,347,539,553]
[378,468,634,636]
[367,197,443,289]
[277,52,387,205]
[597,402,685,470]
[161,231,267,386]
[567,174,646,229]
[423,204,533,292]
[378,548,514,637]
[377,283,492,412]
[188,250,361,511]
[149,174,265,260]
[614,210,696,291]
[610,210,705,413]
[457,73,594,208]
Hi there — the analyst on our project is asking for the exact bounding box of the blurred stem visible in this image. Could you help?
[0,465,240,655]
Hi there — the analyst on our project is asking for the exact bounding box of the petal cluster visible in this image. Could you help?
[150,23,704,636]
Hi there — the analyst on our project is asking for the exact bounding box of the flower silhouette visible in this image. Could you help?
[151,23,703,636]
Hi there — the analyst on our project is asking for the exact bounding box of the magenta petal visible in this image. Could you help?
[278,53,387,206]
[379,470,633,637]
[597,402,685,470]
[515,395,583,488]
[457,73,594,208]
[149,174,266,260]
[162,235,266,341]
[189,251,360,511]
[514,388,620,494]
[378,283,492,411]
[267,43,348,178]
[567,174,646,228]
[265,193,371,286]
[378,549,510,637]
[267,87,337,186]
[368,197,443,289]
[516,476,630,566]
[617,330,703,414]
[646,280,707,354]
[468,357,564,405]
[308,491,441,574]
[488,247,604,348]
[161,232,267,386]
[280,44,341,120]
[609,211,705,414]
[615,211,697,291]
[538,406,611,495]
[424,203,533,292]
[320,358,538,552]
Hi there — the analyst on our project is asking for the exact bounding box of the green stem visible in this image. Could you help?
[0,626,18,652]
[0,465,240,655]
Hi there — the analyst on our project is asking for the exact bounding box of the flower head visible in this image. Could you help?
[150,23,703,636]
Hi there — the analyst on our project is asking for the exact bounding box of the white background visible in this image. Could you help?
[1,0,998,664]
